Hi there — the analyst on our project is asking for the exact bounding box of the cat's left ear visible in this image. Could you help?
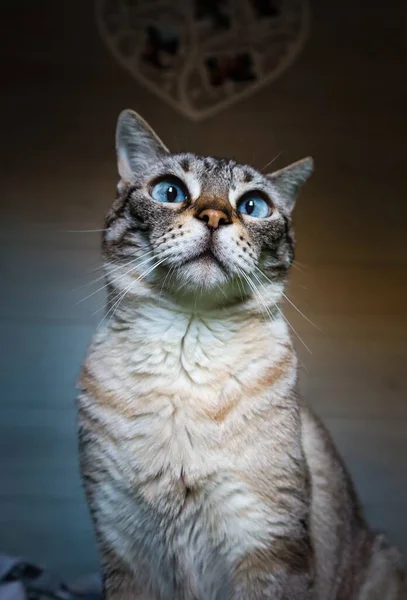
[116,109,169,181]
[267,157,314,214]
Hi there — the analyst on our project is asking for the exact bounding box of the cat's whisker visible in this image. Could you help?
[249,269,312,354]
[92,255,165,315]
[77,253,160,305]
[194,283,198,310]
[88,256,138,274]
[234,275,244,302]
[105,250,155,269]
[62,228,108,233]
[281,292,322,332]
[251,277,309,370]
[168,265,183,297]
[92,281,128,317]
[291,260,311,273]
[86,263,104,274]
[92,301,110,317]
[273,302,312,354]
[248,270,279,320]
[97,258,168,330]
[97,279,136,329]
[250,282,276,323]
[215,283,228,300]
[158,264,177,303]
[235,271,251,303]
[252,265,321,332]
[294,261,309,270]
[87,263,125,278]
[91,274,136,316]
[82,262,142,291]
[177,277,194,294]
[109,258,168,315]
[88,246,156,274]
[80,249,157,289]
[77,262,142,305]
[237,268,275,324]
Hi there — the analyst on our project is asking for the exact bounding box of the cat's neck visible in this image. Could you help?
[107,294,288,344]
[85,296,296,419]
[96,296,293,385]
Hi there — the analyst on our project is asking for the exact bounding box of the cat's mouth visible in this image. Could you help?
[182,248,226,271]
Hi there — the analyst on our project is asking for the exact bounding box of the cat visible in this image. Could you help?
[77,109,406,600]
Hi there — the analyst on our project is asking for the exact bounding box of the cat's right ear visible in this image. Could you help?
[267,157,314,214]
[116,109,169,181]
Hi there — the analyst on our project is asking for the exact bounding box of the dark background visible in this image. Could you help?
[1,0,406,579]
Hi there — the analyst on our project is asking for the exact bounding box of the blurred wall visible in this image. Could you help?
[1,0,406,578]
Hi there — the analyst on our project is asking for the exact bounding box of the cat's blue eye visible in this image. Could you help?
[237,194,271,218]
[151,179,188,204]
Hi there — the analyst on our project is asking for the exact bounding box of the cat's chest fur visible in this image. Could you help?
[80,304,294,483]
[85,311,295,450]
[78,305,304,597]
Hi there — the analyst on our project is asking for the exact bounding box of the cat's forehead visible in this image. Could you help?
[169,152,265,192]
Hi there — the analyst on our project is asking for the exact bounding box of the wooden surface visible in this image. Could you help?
[1,0,406,579]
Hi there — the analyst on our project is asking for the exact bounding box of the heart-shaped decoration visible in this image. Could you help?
[96,0,310,121]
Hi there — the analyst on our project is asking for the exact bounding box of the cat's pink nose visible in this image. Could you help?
[197,208,230,231]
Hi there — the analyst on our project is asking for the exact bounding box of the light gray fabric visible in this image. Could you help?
[0,555,101,600]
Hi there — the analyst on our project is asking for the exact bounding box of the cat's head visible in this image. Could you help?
[103,110,313,309]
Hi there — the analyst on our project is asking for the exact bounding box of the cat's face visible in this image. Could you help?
[103,110,313,308]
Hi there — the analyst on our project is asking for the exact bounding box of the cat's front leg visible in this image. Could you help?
[232,539,314,600]
[100,545,148,600]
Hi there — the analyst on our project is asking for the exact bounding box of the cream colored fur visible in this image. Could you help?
[79,299,406,599]
[78,110,406,599]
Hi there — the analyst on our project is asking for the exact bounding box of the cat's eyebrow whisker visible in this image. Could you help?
[252,265,321,332]
[260,151,282,173]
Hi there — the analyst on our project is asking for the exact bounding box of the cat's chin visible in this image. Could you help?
[173,253,230,291]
